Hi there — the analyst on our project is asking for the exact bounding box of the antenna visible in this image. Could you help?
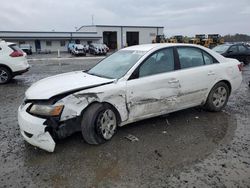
[91,15,94,25]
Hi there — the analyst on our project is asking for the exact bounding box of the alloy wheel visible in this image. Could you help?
[0,69,9,83]
[212,86,228,108]
[97,109,117,140]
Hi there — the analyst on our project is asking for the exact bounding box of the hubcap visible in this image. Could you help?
[212,86,227,108]
[97,109,117,140]
[0,69,8,83]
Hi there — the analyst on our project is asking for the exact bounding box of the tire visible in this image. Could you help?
[0,66,12,84]
[204,82,230,112]
[81,103,118,145]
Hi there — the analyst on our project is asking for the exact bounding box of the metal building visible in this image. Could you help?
[0,25,164,52]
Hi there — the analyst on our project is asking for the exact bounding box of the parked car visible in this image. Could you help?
[83,44,89,53]
[18,43,242,152]
[20,44,32,55]
[103,44,109,52]
[212,43,250,65]
[89,43,107,55]
[0,40,30,84]
[67,42,75,53]
[71,44,86,56]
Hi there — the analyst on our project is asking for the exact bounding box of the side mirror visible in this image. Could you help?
[227,50,233,53]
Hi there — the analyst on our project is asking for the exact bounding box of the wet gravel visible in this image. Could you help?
[0,57,250,187]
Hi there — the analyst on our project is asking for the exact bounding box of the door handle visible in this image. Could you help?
[168,79,179,83]
[208,71,215,76]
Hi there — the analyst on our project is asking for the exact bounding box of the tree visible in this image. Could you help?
[223,34,250,42]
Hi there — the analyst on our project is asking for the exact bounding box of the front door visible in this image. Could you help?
[226,45,239,60]
[126,47,180,121]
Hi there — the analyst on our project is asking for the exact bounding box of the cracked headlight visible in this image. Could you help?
[29,104,64,117]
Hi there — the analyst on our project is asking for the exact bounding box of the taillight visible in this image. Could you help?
[237,63,243,72]
[10,50,23,57]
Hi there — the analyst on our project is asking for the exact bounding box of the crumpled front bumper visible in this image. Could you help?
[18,104,56,152]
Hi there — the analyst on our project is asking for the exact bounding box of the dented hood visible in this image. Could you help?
[25,71,114,100]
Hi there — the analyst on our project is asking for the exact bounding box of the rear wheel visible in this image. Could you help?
[0,67,12,84]
[204,82,229,112]
[81,103,118,144]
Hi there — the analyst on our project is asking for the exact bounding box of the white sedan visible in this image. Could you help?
[18,44,242,152]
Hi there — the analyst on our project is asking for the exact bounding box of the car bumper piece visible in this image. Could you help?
[18,105,56,152]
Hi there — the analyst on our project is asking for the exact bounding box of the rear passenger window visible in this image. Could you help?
[177,47,204,69]
[238,45,247,52]
[203,52,214,65]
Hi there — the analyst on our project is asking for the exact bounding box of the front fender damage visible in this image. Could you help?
[58,89,128,124]
[41,88,127,149]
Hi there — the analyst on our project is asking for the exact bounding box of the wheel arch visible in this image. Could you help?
[216,80,232,95]
[0,64,13,75]
[204,80,232,111]
[203,79,232,106]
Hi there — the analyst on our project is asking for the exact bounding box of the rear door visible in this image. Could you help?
[126,47,180,120]
[175,46,219,108]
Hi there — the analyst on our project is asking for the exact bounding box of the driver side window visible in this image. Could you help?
[228,45,238,53]
[139,48,174,77]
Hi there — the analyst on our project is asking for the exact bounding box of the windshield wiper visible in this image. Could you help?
[85,71,114,79]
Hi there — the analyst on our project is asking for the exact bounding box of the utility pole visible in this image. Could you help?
[91,15,94,25]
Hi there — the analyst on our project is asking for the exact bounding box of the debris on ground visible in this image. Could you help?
[195,116,199,119]
[162,131,167,134]
[154,150,162,158]
[222,110,231,115]
[166,118,171,126]
[125,134,139,142]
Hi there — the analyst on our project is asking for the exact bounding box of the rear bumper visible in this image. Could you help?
[13,67,30,76]
[10,59,30,73]
[18,105,56,152]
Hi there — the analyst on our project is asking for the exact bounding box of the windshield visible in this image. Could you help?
[88,50,146,79]
[212,45,230,53]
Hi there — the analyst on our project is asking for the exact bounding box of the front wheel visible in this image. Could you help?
[204,82,230,112]
[81,103,118,144]
[0,67,12,84]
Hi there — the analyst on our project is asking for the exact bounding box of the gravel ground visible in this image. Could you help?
[0,57,249,187]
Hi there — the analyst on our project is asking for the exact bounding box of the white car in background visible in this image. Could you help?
[89,43,107,55]
[71,44,86,56]
[18,43,242,152]
[0,40,30,84]
[83,44,89,53]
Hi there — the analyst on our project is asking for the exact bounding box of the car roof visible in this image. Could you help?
[121,43,227,64]
[121,43,211,52]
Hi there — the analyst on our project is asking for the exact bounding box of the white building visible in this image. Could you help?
[0,25,164,52]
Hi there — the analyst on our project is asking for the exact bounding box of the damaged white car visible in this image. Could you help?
[18,44,242,152]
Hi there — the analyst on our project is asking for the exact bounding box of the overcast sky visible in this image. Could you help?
[0,0,249,36]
